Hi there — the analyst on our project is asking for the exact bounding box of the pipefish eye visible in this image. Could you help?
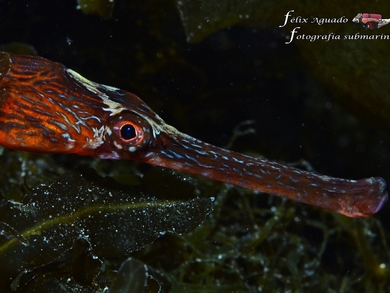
[106,112,151,152]
[120,124,137,141]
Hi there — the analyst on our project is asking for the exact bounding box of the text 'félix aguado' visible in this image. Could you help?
[279,10,347,44]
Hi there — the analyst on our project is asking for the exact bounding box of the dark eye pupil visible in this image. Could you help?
[120,124,136,140]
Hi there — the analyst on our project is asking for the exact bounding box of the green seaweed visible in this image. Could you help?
[77,0,114,18]
[0,168,213,291]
